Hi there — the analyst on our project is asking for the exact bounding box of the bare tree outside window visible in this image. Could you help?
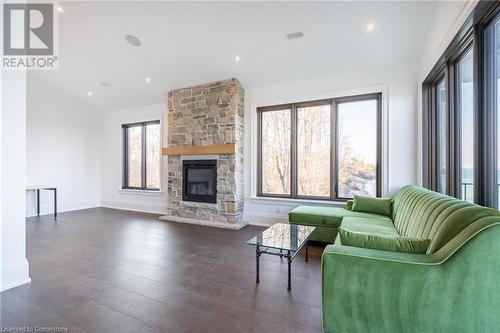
[297,104,330,196]
[337,100,378,198]
[146,123,160,189]
[257,93,381,200]
[127,126,142,187]
[123,120,161,190]
[261,109,291,195]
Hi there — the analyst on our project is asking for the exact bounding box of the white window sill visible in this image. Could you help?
[248,196,346,207]
[118,188,164,196]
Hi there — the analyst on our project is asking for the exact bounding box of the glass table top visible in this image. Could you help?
[247,223,316,252]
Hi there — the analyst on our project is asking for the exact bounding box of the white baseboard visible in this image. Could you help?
[244,211,288,227]
[25,197,291,228]
[159,215,248,230]
[101,200,167,215]
[1,259,31,292]
[26,200,100,218]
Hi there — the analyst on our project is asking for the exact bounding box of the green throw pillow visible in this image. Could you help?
[339,228,430,254]
[352,195,392,217]
[346,200,353,210]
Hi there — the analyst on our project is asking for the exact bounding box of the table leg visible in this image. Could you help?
[53,188,57,219]
[305,241,309,262]
[36,189,40,216]
[256,245,260,283]
[287,250,292,291]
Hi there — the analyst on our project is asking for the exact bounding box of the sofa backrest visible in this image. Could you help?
[392,185,500,253]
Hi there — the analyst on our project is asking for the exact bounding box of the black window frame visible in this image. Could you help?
[122,120,161,191]
[257,92,382,201]
[422,0,500,207]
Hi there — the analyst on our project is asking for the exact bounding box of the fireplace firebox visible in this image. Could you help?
[182,160,217,203]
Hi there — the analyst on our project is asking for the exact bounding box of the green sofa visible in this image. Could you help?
[290,185,500,332]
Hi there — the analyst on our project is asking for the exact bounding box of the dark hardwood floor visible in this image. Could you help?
[1,208,324,333]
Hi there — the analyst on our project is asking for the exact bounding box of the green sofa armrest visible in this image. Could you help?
[321,220,500,333]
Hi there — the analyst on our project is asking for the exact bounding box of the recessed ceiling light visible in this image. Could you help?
[234,55,240,63]
[87,91,93,97]
[56,5,64,13]
[146,77,151,83]
[125,34,141,47]
[365,23,375,32]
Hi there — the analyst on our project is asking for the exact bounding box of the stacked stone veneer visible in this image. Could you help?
[164,78,245,227]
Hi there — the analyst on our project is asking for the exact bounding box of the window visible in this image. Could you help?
[123,120,161,190]
[422,1,500,208]
[485,10,500,208]
[257,93,381,201]
[493,13,500,208]
[297,102,331,197]
[260,107,291,196]
[458,49,474,202]
[337,98,379,198]
[436,78,448,193]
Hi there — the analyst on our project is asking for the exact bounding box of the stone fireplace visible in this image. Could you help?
[159,78,246,229]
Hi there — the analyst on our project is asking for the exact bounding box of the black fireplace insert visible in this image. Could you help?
[182,160,217,203]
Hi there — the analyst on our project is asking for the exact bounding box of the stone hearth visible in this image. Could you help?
[159,78,246,229]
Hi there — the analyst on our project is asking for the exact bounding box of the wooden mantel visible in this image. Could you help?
[162,144,235,155]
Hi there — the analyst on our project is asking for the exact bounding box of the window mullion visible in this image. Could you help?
[142,123,147,190]
[331,100,338,200]
[256,110,263,196]
[447,62,459,198]
[444,64,452,196]
[290,105,298,198]
[482,20,498,208]
[473,25,484,205]
[376,96,382,197]
[429,85,438,191]
[123,127,129,188]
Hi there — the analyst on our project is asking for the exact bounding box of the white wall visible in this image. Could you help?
[100,104,167,214]
[419,1,477,83]
[1,70,31,291]
[242,62,420,225]
[26,76,102,217]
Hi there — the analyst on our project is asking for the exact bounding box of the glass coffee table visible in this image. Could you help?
[247,223,315,290]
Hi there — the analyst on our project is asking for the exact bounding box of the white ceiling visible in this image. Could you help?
[33,1,437,111]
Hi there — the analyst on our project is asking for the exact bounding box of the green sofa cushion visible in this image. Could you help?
[308,227,339,244]
[346,200,353,210]
[289,205,391,228]
[352,195,392,217]
[341,217,399,237]
[339,228,430,254]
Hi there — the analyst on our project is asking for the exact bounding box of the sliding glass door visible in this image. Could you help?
[458,49,474,203]
[422,2,500,208]
[495,15,500,208]
[486,12,500,208]
[436,78,448,194]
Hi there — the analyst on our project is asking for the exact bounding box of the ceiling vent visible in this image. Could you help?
[286,31,304,40]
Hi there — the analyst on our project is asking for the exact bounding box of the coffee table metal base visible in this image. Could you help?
[255,241,309,291]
